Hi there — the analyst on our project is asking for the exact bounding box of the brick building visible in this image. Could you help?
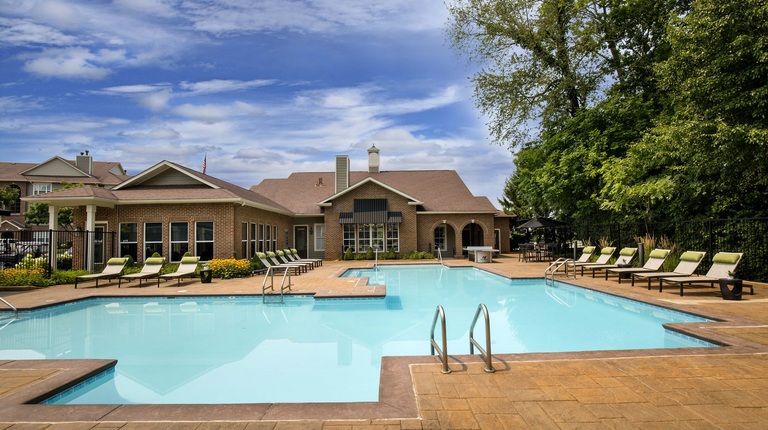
[21,146,510,269]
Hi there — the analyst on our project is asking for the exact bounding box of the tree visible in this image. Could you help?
[0,185,19,210]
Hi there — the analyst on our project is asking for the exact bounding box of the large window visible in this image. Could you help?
[32,183,52,195]
[434,226,446,251]
[343,224,355,253]
[314,224,325,251]
[272,225,278,251]
[241,223,248,259]
[120,223,138,261]
[196,221,214,261]
[250,223,257,258]
[386,223,399,252]
[144,222,163,260]
[170,222,189,262]
[258,224,265,253]
[264,224,271,252]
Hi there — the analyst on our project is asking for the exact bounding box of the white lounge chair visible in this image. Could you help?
[568,247,615,271]
[605,249,671,283]
[159,256,200,287]
[659,252,744,296]
[118,256,165,288]
[75,257,128,288]
[631,251,706,289]
[579,247,637,277]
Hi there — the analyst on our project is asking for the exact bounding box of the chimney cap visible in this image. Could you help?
[368,143,379,153]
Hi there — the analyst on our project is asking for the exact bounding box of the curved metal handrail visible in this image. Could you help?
[544,258,575,285]
[429,305,451,374]
[261,266,292,304]
[469,303,495,373]
[0,296,17,318]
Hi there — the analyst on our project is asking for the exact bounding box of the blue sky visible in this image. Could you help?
[0,0,514,205]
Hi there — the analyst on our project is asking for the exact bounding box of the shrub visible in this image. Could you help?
[399,251,434,260]
[208,258,251,279]
[365,247,374,260]
[344,247,354,261]
[0,267,54,287]
[387,248,396,259]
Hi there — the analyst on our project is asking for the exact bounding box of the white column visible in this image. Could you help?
[86,205,96,271]
[48,205,57,270]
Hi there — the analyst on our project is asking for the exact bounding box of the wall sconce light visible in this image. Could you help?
[442,219,447,224]
[75,227,82,237]
[284,228,289,233]
[471,219,475,224]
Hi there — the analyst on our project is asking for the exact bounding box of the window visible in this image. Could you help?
[251,223,257,257]
[343,224,355,254]
[386,223,399,252]
[434,226,446,251]
[196,221,214,261]
[241,223,248,259]
[357,224,371,252]
[120,223,138,261]
[314,224,325,251]
[258,224,265,253]
[32,183,52,195]
[170,222,189,262]
[264,224,271,252]
[144,222,163,260]
[6,185,21,214]
[272,225,278,251]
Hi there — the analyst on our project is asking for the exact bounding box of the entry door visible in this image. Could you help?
[294,226,308,258]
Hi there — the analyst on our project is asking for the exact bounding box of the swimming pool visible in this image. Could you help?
[0,265,715,404]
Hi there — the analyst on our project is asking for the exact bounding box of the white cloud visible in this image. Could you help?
[179,79,277,95]
[0,95,46,113]
[117,125,181,140]
[29,0,85,29]
[0,17,80,46]
[138,90,173,112]
[22,47,124,79]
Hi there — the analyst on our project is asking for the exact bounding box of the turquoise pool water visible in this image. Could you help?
[0,265,714,404]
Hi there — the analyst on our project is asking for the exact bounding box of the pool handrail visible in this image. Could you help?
[429,305,451,374]
[261,266,292,303]
[545,258,576,285]
[469,303,495,373]
[0,296,17,318]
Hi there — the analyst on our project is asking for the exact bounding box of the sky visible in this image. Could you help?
[0,0,515,205]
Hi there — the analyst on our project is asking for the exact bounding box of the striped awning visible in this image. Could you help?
[339,199,402,224]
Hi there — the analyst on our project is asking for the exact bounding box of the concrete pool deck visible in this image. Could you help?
[1,255,768,428]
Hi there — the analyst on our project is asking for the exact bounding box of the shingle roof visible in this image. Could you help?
[0,160,129,185]
[251,170,499,215]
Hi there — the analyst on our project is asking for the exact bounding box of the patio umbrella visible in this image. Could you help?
[516,216,565,230]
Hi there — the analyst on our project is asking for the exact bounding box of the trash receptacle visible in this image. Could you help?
[200,268,212,283]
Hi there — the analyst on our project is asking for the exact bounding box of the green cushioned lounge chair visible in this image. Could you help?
[606,249,671,283]
[118,256,165,288]
[659,252,744,296]
[159,256,200,287]
[631,251,706,289]
[75,257,129,288]
[579,247,638,277]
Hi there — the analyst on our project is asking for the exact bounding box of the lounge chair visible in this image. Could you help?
[579,247,637,277]
[631,251,706,289]
[118,256,165,288]
[256,252,303,275]
[158,256,200,287]
[274,250,314,271]
[288,248,323,267]
[572,246,597,264]
[605,249,671,283]
[659,252,744,296]
[75,257,129,288]
[568,247,615,271]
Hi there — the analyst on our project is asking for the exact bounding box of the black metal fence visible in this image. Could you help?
[0,229,116,273]
[571,218,768,282]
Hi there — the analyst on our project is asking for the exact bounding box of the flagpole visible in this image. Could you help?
[202,153,207,174]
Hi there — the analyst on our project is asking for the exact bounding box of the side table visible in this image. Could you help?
[718,278,742,300]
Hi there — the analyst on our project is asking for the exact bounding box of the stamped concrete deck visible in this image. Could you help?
[1,255,768,429]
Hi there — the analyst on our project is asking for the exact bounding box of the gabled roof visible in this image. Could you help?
[23,160,292,214]
[251,169,500,215]
[0,157,129,186]
[317,177,424,207]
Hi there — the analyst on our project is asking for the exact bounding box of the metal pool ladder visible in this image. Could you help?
[261,266,292,304]
[0,296,18,331]
[430,305,451,373]
[544,258,576,285]
[469,303,495,373]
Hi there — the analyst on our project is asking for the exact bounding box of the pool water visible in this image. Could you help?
[0,265,714,404]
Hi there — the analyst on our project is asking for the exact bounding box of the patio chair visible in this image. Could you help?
[568,246,615,271]
[659,252,744,296]
[579,247,638,277]
[158,256,200,287]
[74,257,129,288]
[288,248,323,267]
[572,246,597,264]
[118,256,165,288]
[256,252,303,276]
[274,250,314,271]
[605,249,671,283]
[631,251,706,289]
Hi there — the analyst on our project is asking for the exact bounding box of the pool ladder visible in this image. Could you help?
[261,266,292,304]
[544,258,576,285]
[0,296,18,332]
[430,303,495,374]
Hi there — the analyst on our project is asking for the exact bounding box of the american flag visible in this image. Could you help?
[202,153,207,174]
